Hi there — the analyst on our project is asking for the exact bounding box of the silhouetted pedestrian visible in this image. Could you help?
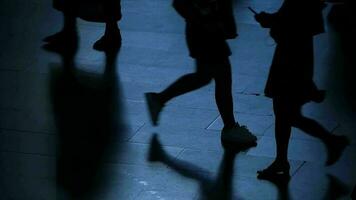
[48,38,122,199]
[145,0,257,147]
[254,0,349,179]
[43,0,122,51]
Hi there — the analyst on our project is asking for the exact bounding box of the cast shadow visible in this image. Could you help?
[274,179,290,200]
[147,134,352,200]
[327,2,356,110]
[147,133,251,200]
[44,0,122,52]
[257,173,350,200]
[323,174,350,200]
[258,172,291,200]
[45,41,125,199]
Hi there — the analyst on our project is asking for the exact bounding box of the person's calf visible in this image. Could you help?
[93,31,122,51]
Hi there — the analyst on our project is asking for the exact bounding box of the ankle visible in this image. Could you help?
[156,93,167,106]
[324,134,338,145]
[105,29,120,37]
[274,158,289,165]
[223,124,235,131]
[61,27,77,35]
[105,24,120,35]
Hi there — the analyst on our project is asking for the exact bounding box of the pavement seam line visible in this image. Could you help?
[291,161,307,177]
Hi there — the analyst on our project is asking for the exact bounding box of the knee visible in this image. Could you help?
[275,112,293,126]
[273,100,301,125]
[201,77,213,86]
[194,72,213,85]
[289,113,302,126]
[290,114,309,126]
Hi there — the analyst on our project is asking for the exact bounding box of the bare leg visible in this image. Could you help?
[62,13,77,33]
[145,60,212,125]
[293,115,333,142]
[158,61,213,104]
[213,59,236,128]
[105,21,120,36]
[93,21,121,51]
[292,109,349,166]
[273,99,295,164]
[43,13,77,43]
[257,98,293,179]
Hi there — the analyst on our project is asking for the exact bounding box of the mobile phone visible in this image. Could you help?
[248,7,258,15]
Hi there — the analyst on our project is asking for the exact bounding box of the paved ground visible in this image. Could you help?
[0,0,355,199]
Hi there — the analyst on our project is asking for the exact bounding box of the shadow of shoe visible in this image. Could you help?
[42,31,78,55]
[325,135,350,166]
[259,172,291,200]
[147,133,166,162]
[147,133,245,200]
[323,174,350,200]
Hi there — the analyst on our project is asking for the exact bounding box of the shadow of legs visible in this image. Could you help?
[324,174,350,200]
[292,115,350,166]
[148,133,240,200]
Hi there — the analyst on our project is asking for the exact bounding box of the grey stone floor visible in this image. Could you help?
[0,0,355,199]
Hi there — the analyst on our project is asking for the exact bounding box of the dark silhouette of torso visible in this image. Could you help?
[173,0,237,60]
[264,0,325,102]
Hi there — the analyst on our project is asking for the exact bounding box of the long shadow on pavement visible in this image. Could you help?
[148,133,246,200]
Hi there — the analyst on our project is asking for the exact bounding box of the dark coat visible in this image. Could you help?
[263,0,325,101]
[173,0,237,60]
[264,36,319,101]
[185,22,232,60]
[269,0,325,41]
[53,0,121,22]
